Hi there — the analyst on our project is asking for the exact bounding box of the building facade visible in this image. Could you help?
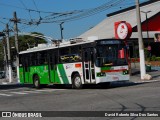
[79,1,160,58]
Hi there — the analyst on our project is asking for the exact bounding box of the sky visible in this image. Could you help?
[0,0,149,40]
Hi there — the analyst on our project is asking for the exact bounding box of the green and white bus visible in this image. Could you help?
[19,38,129,89]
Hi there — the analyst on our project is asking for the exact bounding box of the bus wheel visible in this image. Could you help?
[33,75,41,89]
[72,74,82,89]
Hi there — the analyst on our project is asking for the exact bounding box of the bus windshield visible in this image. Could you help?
[96,44,128,67]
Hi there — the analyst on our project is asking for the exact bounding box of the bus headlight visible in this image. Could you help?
[122,70,129,75]
[97,72,106,77]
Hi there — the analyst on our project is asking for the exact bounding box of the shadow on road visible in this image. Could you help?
[0,84,33,90]
[45,81,144,90]
[0,80,157,90]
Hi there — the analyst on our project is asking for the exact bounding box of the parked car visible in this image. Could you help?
[0,71,5,79]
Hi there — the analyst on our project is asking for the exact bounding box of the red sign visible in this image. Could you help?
[114,21,132,40]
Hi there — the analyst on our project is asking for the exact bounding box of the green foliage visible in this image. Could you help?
[19,32,46,51]
[0,32,46,70]
[156,57,160,61]
[146,56,160,62]
[151,55,156,61]
[146,57,151,62]
[144,48,149,59]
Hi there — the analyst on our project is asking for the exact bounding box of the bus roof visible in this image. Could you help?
[19,38,122,54]
[19,38,95,54]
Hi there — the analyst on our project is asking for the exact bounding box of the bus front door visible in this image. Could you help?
[83,48,96,84]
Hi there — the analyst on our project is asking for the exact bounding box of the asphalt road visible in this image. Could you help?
[0,81,160,120]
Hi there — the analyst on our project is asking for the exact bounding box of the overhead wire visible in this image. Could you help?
[0,0,149,32]
[41,0,125,23]
[0,0,134,26]
[0,2,62,14]
[19,0,33,23]
[32,0,42,22]
[0,20,6,25]
[1,0,125,25]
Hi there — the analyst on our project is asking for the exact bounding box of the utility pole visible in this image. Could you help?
[13,11,20,82]
[2,37,8,78]
[135,0,146,79]
[141,11,151,39]
[0,32,8,78]
[6,24,12,82]
[60,22,64,40]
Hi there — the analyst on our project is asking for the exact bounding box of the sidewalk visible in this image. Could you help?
[0,77,18,85]
[130,62,160,83]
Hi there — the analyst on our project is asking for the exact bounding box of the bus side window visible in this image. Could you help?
[60,47,70,63]
[70,46,82,62]
[30,53,36,66]
[24,54,29,71]
[37,52,41,65]
[37,51,48,65]
[43,52,48,64]
[84,52,89,62]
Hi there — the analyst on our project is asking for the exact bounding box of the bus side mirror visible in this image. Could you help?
[118,48,125,59]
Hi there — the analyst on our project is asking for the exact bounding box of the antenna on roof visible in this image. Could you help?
[70,38,84,44]
[51,39,62,46]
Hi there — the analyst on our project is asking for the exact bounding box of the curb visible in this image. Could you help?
[1,82,20,85]
[133,79,160,84]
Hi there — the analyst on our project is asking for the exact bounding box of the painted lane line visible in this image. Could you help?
[22,91,41,93]
[0,93,12,96]
[10,92,28,95]
[35,89,66,92]
[0,88,31,92]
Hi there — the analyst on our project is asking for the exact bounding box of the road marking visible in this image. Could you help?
[22,90,41,93]
[0,88,66,92]
[0,88,31,92]
[8,89,66,95]
[10,92,28,95]
[35,89,65,92]
[0,93,12,96]
[0,89,66,97]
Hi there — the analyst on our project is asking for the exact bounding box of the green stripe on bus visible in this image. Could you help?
[58,64,69,84]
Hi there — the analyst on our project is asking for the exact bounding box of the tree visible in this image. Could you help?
[0,32,47,70]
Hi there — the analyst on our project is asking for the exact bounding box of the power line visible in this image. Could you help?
[41,0,125,23]
[32,0,42,19]
[19,0,33,22]
[0,0,133,26]
[0,2,62,14]
[0,0,149,31]
[0,20,6,25]
[0,20,14,31]
[32,0,38,11]
[19,0,28,9]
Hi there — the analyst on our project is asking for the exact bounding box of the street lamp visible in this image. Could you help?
[59,22,64,40]
[141,11,151,39]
